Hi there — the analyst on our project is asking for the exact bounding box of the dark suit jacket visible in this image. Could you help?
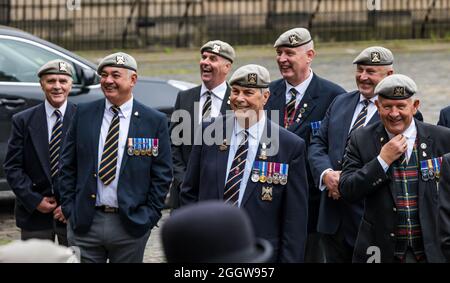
[438,106,450,127]
[58,99,172,237]
[308,90,376,245]
[266,73,345,232]
[3,102,76,230]
[340,119,450,262]
[180,115,309,262]
[438,153,450,262]
[170,85,231,204]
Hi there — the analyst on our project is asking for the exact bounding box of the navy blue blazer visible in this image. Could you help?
[3,102,76,230]
[438,106,450,128]
[308,90,376,246]
[58,99,172,237]
[265,73,346,232]
[180,115,309,263]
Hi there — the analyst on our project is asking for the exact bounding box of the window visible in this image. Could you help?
[0,38,79,84]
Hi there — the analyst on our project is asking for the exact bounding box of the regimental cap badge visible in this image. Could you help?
[59,62,68,72]
[371,52,381,63]
[248,73,257,85]
[116,55,126,65]
[289,34,299,45]
[212,44,221,53]
[393,86,405,97]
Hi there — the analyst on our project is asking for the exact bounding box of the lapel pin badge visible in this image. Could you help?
[134,111,139,116]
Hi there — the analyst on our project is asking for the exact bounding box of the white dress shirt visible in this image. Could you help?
[96,97,133,207]
[45,100,67,143]
[198,81,227,123]
[285,69,314,108]
[225,114,266,207]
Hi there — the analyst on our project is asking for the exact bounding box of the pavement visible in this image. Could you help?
[1,40,450,262]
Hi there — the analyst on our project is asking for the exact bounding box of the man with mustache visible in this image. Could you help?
[265,27,346,262]
[3,59,76,246]
[181,64,308,262]
[308,46,394,262]
[170,40,234,210]
[340,74,450,263]
[58,52,172,262]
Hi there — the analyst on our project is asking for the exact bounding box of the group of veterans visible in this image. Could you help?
[4,26,450,263]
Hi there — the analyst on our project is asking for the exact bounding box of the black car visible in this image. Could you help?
[0,26,195,191]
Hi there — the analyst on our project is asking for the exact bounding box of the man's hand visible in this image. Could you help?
[36,196,57,213]
[379,134,407,166]
[53,206,67,224]
[324,170,341,200]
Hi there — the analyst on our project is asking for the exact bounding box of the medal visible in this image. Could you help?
[273,163,280,184]
[127,138,134,156]
[427,159,435,180]
[280,163,289,185]
[251,161,260,182]
[259,143,267,160]
[267,162,273,184]
[259,161,266,183]
[420,160,429,181]
[146,139,153,156]
[152,138,159,157]
[133,138,140,156]
[139,138,146,155]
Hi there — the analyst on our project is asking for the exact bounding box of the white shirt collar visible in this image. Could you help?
[200,81,227,100]
[45,99,67,119]
[105,96,133,118]
[359,94,378,104]
[285,68,314,95]
[234,113,266,142]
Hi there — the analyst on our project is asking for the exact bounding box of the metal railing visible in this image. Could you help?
[1,0,449,50]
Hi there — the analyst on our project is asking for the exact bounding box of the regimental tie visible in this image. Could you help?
[49,110,62,180]
[350,99,370,133]
[202,91,212,119]
[223,130,249,206]
[98,106,120,186]
[285,88,298,128]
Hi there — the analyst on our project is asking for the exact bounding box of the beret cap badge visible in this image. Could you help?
[289,34,299,45]
[371,52,381,63]
[393,86,405,97]
[212,44,221,53]
[58,62,68,72]
[248,73,257,85]
[116,55,126,65]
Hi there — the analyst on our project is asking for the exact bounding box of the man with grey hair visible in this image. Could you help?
[3,59,76,245]
[340,74,450,263]
[58,52,172,262]
[169,40,234,209]
[308,46,395,262]
[181,64,309,262]
[265,27,346,262]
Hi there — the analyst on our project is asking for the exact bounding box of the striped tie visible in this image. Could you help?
[223,130,249,206]
[98,106,120,186]
[202,91,212,119]
[350,99,370,133]
[49,110,62,180]
[285,88,298,128]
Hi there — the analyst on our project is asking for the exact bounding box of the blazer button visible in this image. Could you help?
[91,194,96,199]
[378,178,382,182]
[337,160,341,164]
[93,173,97,178]
[393,207,397,212]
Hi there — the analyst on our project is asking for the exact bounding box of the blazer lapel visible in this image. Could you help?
[29,104,51,181]
[62,103,76,139]
[216,115,234,198]
[267,81,286,126]
[373,124,397,201]
[219,84,231,115]
[415,120,433,201]
[91,100,105,171]
[341,91,362,148]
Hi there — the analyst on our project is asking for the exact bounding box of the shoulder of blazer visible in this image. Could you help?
[178,85,201,99]
[440,105,450,116]
[312,73,346,95]
[332,90,360,105]
[269,79,285,95]
[417,119,450,141]
[132,99,166,121]
[12,103,44,123]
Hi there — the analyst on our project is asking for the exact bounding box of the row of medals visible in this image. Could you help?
[127,146,158,157]
[251,168,288,185]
